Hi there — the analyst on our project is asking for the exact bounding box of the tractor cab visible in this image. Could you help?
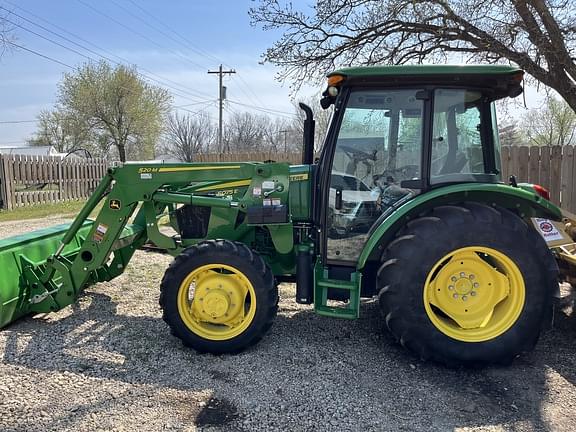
[311,65,525,264]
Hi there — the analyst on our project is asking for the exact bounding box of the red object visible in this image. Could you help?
[533,184,551,201]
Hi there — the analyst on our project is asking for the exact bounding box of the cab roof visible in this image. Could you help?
[326,65,524,99]
[328,64,523,78]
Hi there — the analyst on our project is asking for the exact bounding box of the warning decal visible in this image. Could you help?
[92,223,109,243]
[532,218,565,243]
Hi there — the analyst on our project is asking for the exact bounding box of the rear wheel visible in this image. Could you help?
[377,203,558,366]
[160,240,278,354]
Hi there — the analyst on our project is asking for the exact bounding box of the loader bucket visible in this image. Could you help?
[0,221,94,328]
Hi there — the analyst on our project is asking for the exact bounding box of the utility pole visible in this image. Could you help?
[208,65,236,152]
[280,130,288,153]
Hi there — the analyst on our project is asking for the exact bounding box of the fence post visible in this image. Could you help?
[527,146,540,184]
[58,158,65,201]
[561,145,575,213]
[2,155,15,210]
[0,155,7,209]
[550,146,562,206]
[500,146,510,181]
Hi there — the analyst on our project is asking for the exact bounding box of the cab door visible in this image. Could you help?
[322,88,425,264]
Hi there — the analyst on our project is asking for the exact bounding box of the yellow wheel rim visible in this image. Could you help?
[177,264,257,341]
[423,246,525,342]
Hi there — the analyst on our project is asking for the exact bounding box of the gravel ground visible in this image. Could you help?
[1,218,576,431]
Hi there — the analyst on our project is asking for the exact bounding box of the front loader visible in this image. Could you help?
[2,64,576,367]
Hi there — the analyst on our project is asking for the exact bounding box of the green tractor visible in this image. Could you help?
[1,65,575,367]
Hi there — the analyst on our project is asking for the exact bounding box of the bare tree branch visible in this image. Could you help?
[0,8,16,57]
[250,0,576,112]
[162,112,215,162]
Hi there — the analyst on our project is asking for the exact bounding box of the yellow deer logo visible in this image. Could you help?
[109,199,121,210]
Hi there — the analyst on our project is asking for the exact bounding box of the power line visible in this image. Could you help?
[75,0,213,98]
[5,17,94,62]
[5,40,74,69]
[120,0,274,113]
[109,0,207,73]
[0,4,214,103]
[110,0,211,70]
[3,1,279,122]
[228,100,296,118]
[125,0,222,65]
[234,73,271,110]
[0,120,37,124]
[5,33,207,122]
[174,100,215,108]
[0,6,212,102]
[177,104,216,116]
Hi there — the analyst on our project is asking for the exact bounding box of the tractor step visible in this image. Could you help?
[316,278,357,290]
[314,261,361,319]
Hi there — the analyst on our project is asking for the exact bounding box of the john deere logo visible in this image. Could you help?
[109,199,121,210]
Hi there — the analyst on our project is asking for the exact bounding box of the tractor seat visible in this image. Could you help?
[439,151,468,175]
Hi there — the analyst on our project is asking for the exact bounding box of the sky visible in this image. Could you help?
[0,0,547,147]
[0,0,317,146]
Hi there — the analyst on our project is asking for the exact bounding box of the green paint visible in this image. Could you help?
[357,183,562,269]
[0,222,92,327]
[0,64,563,334]
[267,224,294,254]
[0,160,297,328]
[330,64,522,78]
[314,258,361,319]
[289,165,312,221]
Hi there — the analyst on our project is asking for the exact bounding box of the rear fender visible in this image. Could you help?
[357,183,562,270]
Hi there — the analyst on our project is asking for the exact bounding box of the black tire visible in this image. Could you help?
[160,240,278,354]
[377,202,558,367]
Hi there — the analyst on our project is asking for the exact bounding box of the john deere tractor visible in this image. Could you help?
[1,65,575,366]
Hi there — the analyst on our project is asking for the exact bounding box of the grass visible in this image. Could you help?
[0,200,100,223]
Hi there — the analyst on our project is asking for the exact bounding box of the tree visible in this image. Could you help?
[521,95,576,146]
[499,123,522,146]
[250,0,576,112]
[162,112,216,162]
[222,112,268,152]
[260,117,298,153]
[57,61,171,161]
[0,9,15,57]
[28,109,91,154]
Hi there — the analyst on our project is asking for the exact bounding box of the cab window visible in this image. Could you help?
[430,89,487,184]
[326,89,423,262]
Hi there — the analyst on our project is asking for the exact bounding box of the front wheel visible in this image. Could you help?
[377,203,558,367]
[160,240,278,354]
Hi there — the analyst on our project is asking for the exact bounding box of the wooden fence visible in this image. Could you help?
[1,147,575,212]
[0,155,108,210]
[501,145,576,213]
[198,148,576,213]
[194,152,303,164]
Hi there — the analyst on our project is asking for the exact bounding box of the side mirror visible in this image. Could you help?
[508,84,523,98]
[320,96,333,109]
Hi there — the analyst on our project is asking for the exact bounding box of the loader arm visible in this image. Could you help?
[0,161,291,328]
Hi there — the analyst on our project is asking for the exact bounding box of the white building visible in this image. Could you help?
[0,146,71,159]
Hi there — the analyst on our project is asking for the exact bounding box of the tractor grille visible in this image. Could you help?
[175,205,211,239]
